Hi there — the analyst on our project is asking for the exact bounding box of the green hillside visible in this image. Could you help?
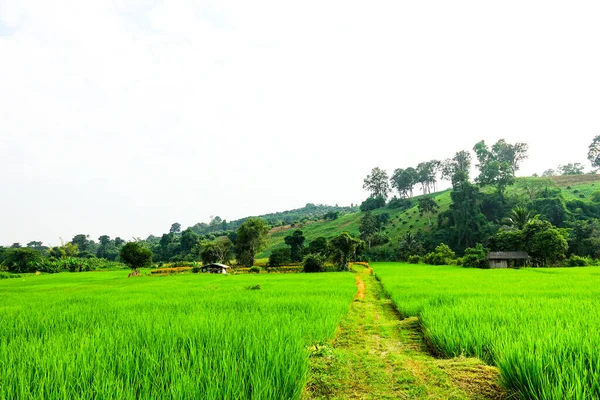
[259,174,600,258]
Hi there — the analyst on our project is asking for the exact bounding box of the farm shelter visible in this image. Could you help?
[200,263,231,274]
[487,251,529,268]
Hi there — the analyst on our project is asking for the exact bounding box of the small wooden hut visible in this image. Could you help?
[200,263,231,274]
[487,251,529,268]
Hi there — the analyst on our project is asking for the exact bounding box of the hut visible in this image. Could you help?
[487,251,529,268]
[200,263,231,274]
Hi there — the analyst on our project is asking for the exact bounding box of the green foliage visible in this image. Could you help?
[235,218,269,267]
[462,244,489,268]
[473,139,526,195]
[408,255,421,264]
[488,229,524,251]
[363,167,390,198]
[119,242,153,271]
[387,197,412,210]
[200,237,234,265]
[268,248,292,268]
[558,163,585,176]
[417,197,439,226]
[303,254,325,272]
[588,135,600,169]
[169,222,181,234]
[529,196,568,227]
[0,272,21,279]
[565,255,590,267]
[423,243,455,265]
[284,230,305,262]
[359,196,386,212]
[307,237,329,257]
[390,167,418,198]
[2,248,43,273]
[522,219,568,266]
[330,233,363,271]
[248,266,262,273]
[323,211,340,220]
[397,232,425,261]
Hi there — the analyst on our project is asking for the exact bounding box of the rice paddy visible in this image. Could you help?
[0,271,355,399]
[373,262,600,399]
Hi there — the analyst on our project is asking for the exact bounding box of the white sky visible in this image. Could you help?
[1,0,599,246]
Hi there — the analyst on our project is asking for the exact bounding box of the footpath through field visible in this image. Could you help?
[305,265,504,400]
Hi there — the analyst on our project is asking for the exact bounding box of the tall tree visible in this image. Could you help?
[491,139,529,174]
[330,233,363,271]
[558,163,585,176]
[170,222,182,234]
[284,230,306,262]
[417,197,440,226]
[391,167,417,198]
[363,167,390,199]
[588,135,600,169]
[180,228,201,255]
[359,212,380,248]
[473,139,524,198]
[503,206,538,230]
[235,218,269,267]
[441,150,472,185]
[416,161,439,194]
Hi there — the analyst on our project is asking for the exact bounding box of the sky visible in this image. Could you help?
[1,0,599,246]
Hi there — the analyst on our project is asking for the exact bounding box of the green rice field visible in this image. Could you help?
[373,262,600,399]
[0,271,355,399]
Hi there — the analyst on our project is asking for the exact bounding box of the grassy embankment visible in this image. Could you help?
[373,262,600,399]
[0,271,355,399]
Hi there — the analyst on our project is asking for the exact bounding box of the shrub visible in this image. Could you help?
[567,186,572,189]
[565,255,589,267]
[579,194,585,198]
[360,196,386,212]
[423,243,456,266]
[408,255,420,264]
[455,257,463,266]
[0,272,21,280]
[268,248,292,268]
[591,191,600,202]
[191,265,202,273]
[249,266,262,273]
[303,254,325,273]
[387,197,412,210]
[573,189,579,194]
[462,244,489,268]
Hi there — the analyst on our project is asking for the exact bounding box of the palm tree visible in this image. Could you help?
[503,206,538,230]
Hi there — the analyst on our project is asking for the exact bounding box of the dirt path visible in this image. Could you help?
[305,265,504,399]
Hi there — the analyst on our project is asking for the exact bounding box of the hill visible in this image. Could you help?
[258,174,600,258]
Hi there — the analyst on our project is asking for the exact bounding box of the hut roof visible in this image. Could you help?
[488,251,529,260]
[203,263,231,269]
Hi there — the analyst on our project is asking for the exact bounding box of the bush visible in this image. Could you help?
[455,257,463,266]
[408,255,420,264]
[423,243,456,266]
[387,197,412,210]
[249,266,262,273]
[192,265,202,273]
[0,272,21,279]
[579,194,585,198]
[591,191,600,202]
[462,244,489,268]
[360,196,386,212]
[565,255,589,267]
[303,254,325,273]
[573,189,579,194]
[268,248,292,267]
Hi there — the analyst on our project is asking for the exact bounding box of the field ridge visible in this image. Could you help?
[305,265,503,399]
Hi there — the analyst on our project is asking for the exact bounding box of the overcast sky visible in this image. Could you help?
[1,1,599,246]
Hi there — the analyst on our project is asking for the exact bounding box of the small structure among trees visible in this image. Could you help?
[200,263,231,274]
[487,251,529,268]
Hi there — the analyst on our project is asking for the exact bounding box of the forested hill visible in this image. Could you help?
[258,174,600,259]
[188,203,357,236]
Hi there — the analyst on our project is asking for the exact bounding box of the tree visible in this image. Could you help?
[517,178,553,200]
[397,232,425,260]
[588,135,600,169]
[558,163,585,176]
[542,169,556,177]
[170,222,182,234]
[323,211,340,220]
[363,167,390,199]
[462,244,489,268]
[441,151,472,185]
[422,243,455,265]
[303,254,325,273]
[3,248,42,273]
[120,242,153,274]
[391,167,418,198]
[71,234,91,254]
[416,161,440,194]
[473,139,525,197]
[284,230,306,262]
[417,197,439,226]
[359,196,386,212]
[522,219,568,266]
[201,237,234,265]
[359,211,381,248]
[235,218,269,267]
[308,237,329,257]
[180,228,201,255]
[330,233,363,271]
[268,248,292,267]
[503,206,539,230]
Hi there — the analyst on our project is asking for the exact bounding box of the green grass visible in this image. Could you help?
[373,262,600,399]
[0,270,356,399]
